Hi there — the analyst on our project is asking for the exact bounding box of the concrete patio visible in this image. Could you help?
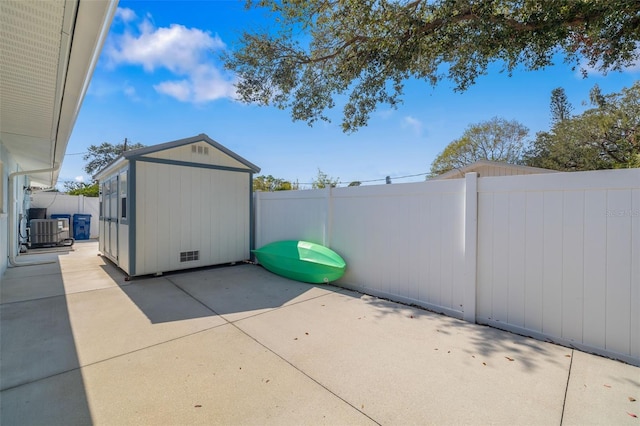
[1,240,638,425]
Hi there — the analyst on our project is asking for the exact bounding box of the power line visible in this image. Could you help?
[290,171,431,186]
[62,150,430,186]
[346,171,430,184]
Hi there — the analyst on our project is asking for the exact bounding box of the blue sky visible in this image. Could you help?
[60,1,640,188]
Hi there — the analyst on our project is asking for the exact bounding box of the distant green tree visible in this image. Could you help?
[524,82,640,170]
[63,181,99,197]
[253,175,297,191]
[589,83,606,107]
[430,117,529,176]
[312,169,339,189]
[348,181,361,187]
[84,141,145,177]
[550,87,573,125]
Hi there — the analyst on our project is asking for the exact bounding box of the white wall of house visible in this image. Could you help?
[29,192,99,238]
[0,145,12,277]
[255,168,640,366]
[0,145,31,277]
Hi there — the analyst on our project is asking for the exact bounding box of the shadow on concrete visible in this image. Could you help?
[0,256,92,424]
[356,291,565,372]
[166,263,348,321]
[97,260,336,324]
[95,261,217,324]
[99,252,566,372]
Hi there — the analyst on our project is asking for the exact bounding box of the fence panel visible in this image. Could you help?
[255,189,329,249]
[256,180,467,318]
[254,168,638,364]
[476,169,639,364]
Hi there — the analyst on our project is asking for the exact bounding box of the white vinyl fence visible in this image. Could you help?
[29,192,99,238]
[255,168,640,366]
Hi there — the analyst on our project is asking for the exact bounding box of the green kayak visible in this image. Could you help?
[252,240,346,284]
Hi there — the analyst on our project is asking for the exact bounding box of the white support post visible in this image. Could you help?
[463,172,478,323]
[324,186,333,247]
[254,191,261,251]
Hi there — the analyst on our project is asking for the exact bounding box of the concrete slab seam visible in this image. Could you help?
[164,276,222,318]
[0,282,134,307]
[560,348,575,425]
[163,277,380,424]
[0,322,233,393]
[226,314,382,425]
[165,276,344,325]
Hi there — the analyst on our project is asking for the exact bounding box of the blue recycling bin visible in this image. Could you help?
[73,214,92,240]
[51,214,72,237]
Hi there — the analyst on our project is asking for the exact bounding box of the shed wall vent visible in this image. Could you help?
[180,250,200,262]
[191,145,209,155]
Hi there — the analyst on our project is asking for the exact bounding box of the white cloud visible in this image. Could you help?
[154,80,191,101]
[108,23,224,73]
[115,7,137,23]
[88,79,141,101]
[376,109,394,119]
[190,65,238,102]
[402,115,424,135]
[106,16,236,103]
[123,83,140,101]
[74,176,84,183]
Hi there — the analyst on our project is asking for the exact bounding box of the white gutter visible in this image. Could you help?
[8,164,60,267]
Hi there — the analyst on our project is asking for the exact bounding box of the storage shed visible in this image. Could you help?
[94,134,260,277]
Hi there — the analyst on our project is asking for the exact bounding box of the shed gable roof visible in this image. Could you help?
[124,134,260,173]
[95,133,260,179]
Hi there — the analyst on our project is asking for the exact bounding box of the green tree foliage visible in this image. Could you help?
[253,174,297,191]
[84,141,145,177]
[524,82,640,170]
[429,117,529,176]
[63,181,99,197]
[550,87,573,125]
[312,169,339,189]
[225,0,640,132]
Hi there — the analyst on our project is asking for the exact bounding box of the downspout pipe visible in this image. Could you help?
[8,164,60,267]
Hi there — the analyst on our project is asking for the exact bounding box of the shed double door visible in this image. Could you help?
[101,177,119,261]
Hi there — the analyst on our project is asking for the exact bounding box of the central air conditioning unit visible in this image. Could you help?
[29,219,74,248]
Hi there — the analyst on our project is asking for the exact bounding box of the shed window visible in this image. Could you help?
[119,171,128,220]
[101,181,109,218]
